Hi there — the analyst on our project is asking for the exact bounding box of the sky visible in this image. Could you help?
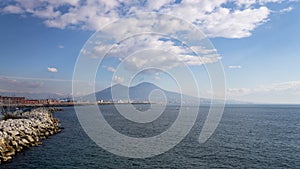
[0,0,300,104]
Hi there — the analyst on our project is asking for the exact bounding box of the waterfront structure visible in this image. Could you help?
[0,95,68,106]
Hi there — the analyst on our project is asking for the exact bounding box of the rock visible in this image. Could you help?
[8,131,19,137]
[5,148,15,157]
[45,131,50,137]
[21,138,29,145]
[26,136,35,143]
[0,108,62,164]
[11,140,18,148]
[2,156,12,162]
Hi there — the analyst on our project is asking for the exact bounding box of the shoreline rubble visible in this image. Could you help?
[0,108,62,164]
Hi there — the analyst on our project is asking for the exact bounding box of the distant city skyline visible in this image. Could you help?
[0,0,300,104]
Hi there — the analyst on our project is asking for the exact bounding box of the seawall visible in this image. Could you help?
[0,108,62,163]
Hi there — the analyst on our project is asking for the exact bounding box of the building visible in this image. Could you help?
[22,99,40,105]
[0,95,76,106]
[0,96,26,105]
[0,95,45,105]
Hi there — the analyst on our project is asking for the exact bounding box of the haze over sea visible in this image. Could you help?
[1,104,299,169]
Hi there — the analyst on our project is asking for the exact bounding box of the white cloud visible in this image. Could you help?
[0,0,295,38]
[113,75,124,84]
[146,0,175,10]
[89,35,220,71]
[0,77,44,92]
[2,5,23,14]
[200,7,270,38]
[48,67,58,73]
[0,76,76,96]
[228,81,300,96]
[121,51,219,71]
[32,6,61,19]
[57,45,64,49]
[228,65,242,69]
[235,0,257,7]
[107,66,116,72]
[259,0,284,4]
[279,6,294,13]
[153,76,161,81]
[255,81,300,92]
[227,88,252,96]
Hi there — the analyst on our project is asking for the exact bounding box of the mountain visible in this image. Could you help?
[94,83,128,101]
[128,82,181,102]
[83,82,253,105]
[84,82,198,104]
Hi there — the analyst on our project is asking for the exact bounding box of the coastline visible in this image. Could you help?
[0,108,62,164]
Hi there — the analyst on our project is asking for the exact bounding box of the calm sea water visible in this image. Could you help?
[1,104,299,168]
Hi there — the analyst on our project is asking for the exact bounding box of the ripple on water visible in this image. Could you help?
[1,105,300,168]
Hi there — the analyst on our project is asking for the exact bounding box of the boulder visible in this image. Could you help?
[0,108,62,163]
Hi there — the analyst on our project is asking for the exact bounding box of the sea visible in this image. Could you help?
[1,104,299,169]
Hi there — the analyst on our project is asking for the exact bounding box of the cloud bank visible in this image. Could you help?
[0,0,295,38]
[228,81,300,96]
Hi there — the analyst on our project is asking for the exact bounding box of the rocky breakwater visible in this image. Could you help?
[0,108,62,163]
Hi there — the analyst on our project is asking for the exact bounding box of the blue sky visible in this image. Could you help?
[0,0,299,103]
